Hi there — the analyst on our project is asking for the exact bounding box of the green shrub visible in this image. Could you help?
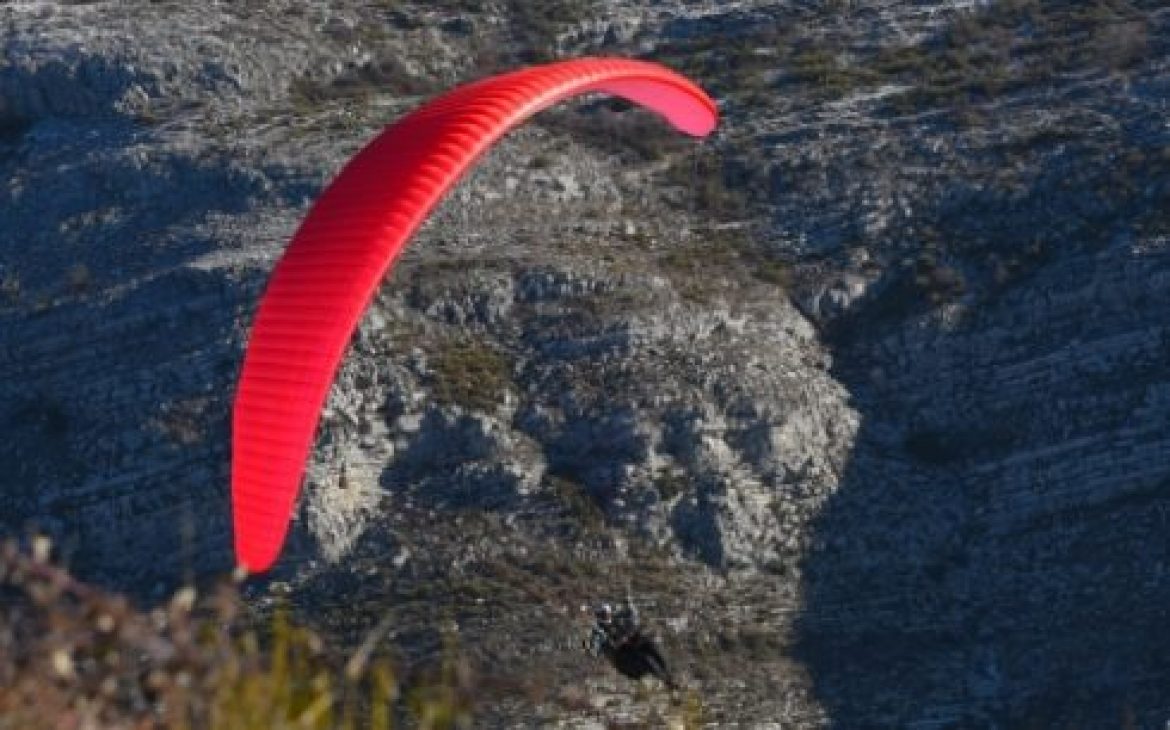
[881,0,1156,114]
[430,340,513,411]
[502,0,598,62]
[653,471,688,501]
[542,103,689,163]
[785,47,872,97]
[913,255,966,304]
[546,475,606,530]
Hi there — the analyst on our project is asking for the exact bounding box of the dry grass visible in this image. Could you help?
[0,537,475,729]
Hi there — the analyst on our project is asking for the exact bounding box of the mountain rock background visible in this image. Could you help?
[2,0,1169,726]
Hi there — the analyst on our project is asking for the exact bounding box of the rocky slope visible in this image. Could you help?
[3,0,1170,727]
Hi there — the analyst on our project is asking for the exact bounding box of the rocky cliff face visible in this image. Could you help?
[3,0,1170,726]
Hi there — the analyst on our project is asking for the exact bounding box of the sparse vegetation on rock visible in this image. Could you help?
[4,0,1170,726]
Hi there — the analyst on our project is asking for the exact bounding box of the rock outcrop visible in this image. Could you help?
[4,0,1170,726]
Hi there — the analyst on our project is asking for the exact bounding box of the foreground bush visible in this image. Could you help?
[0,538,470,729]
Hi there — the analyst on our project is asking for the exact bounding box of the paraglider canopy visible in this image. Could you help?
[231,57,718,573]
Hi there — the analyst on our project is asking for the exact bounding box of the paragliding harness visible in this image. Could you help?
[583,597,675,689]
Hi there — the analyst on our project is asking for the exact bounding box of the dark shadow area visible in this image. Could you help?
[787,17,1170,715]
[794,235,1170,727]
[0,54,306,600]
[0,265,254,600]
[377,408,527,511]
[0,118,269,296]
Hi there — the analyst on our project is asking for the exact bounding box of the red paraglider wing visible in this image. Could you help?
[232,58,718,573]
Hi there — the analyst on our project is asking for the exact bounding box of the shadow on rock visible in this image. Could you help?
[0,266,258,600]
[794,239,1170,727]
